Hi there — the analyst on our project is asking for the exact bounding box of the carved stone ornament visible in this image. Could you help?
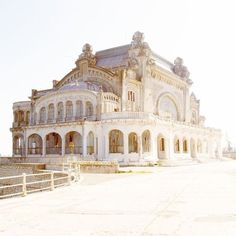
[173,57,190,79]
[131,31,149,49]
[76,43,96,66]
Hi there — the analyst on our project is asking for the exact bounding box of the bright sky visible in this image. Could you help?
[0,0,235,155]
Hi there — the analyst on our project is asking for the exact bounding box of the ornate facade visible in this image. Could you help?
[11,32,222,165]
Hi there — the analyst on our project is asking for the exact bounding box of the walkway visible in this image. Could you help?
[0,160,236,235]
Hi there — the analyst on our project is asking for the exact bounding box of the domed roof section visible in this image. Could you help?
[59,81,101,92]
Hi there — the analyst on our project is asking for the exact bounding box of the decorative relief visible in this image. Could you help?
[76,43,96,66]
[172,57,190,79]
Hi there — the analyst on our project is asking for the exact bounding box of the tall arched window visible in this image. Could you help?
[48,104,55,123]
[159,137,165,152]
[76,100,83,118]
[109,130,124,153]
[86,101,93,117]
[26,111,30,125]
[174,138,180,153]
[57,102,64,122]
[158,95,178,120]
[66,101,73,120]
[128,132,138,153]
[87,131,94,154]
[183,139,188,152]
[39,107,46,123]
[142,130,151,153]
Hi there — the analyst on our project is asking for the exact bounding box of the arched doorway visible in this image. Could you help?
[46,132,62,155]
[28,134,43,155]
[87,131,95,154]
[65,131,82,154]
[128,132,138,153]
[157,134,167,159]
[142,130,151,153]
[174,136,180,153]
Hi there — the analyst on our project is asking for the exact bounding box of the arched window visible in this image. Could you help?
[66,101,73,121]
[109,130,124,153]
[86,101,93,117]
[57,102,64,122]
[39,107,46,123]
[48,104,55,123]
[129,132,138,153]
[191,110,197,124]
[18,110,24,123]
[158,95,178,120]
[87,131,94,154]
[142,130,151,153]
[28,134,43,155]
[183,139,188,152]
[159,137,165,152]
[174,138,180,153]
[14,111,18,123]
[26,111,30,125]
[76,100,83,118]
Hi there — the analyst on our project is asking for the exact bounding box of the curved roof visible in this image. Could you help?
[59,81,101,92]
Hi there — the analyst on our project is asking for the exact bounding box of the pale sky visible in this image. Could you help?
[0,0,235,155]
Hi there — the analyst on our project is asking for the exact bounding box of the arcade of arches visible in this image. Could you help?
[13,129,209,159]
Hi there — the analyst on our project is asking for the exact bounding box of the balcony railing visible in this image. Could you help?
[13,148,24,155]
[65,146,82,155]
[28,147,42,155]
[46,147,62,155]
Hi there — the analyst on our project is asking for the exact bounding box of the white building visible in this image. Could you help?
[11,32,222,165]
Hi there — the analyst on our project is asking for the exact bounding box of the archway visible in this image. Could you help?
[157,134,167,159]
[65,131,82,154]
[87,131,95,154]
[157,94,179,120]
[46,132,62,155]
[174,136,180,153]
[13,135,24,155]
[128,132,138,153]
[183,138,188,153]
[109,129,124,153]
[28,134,43,155]
[142,130,151,153]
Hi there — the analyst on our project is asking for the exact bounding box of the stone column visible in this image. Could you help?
[82,125,87,157]
[168,134,174,160]
[61,136,65,156]
[43,136,46,157]
[72,100,76,120]
[138,135,143,159]
[123,133,128,155]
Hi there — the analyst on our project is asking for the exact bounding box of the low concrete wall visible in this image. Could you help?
[0,163,46,177]
[79,161,119,173]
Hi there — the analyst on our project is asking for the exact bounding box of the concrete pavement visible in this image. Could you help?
[0,160,236,236]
